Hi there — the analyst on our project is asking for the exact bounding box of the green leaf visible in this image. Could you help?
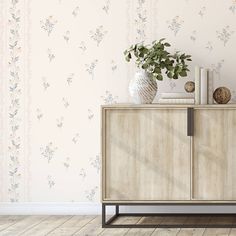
[173,74,178,80]
[139,52,144,57]
[160,44,164,50]
[179,71,187,77]
[160,61,166,69]
[134,51,139,57]
[125,52,132,62]
[125,57,130,62]
[167,66,174,71]
[159,38,166,42]
[157,74,163,80]
[141,63,149,69]
[167,72,173,78]
[154,67,161,74]
[180,54,186,60]
[164,42,171,47]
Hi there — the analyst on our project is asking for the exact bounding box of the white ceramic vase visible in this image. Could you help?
[129,70,158,104]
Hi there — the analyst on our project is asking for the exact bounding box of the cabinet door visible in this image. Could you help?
[102,108,191,201]
[193,109,236,200]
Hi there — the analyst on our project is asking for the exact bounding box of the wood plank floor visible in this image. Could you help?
[0,216,235,236]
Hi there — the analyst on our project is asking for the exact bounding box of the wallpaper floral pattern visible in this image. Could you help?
[8,0,22,203]
[1,0,236,203]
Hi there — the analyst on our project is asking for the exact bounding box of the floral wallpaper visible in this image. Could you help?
[1,0,236,203]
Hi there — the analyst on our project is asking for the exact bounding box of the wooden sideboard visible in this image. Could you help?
[102,104,236,204]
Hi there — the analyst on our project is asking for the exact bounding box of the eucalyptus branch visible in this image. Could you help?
[124,39,192,80]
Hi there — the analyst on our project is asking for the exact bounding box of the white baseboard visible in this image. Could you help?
[0,202,103,215]
[1,203,236,215]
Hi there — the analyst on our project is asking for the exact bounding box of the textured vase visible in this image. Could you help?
[129,70,157,104]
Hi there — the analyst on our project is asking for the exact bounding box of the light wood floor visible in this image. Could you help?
[0,215,236,236]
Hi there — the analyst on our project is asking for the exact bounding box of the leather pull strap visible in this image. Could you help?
[187,108,194,136]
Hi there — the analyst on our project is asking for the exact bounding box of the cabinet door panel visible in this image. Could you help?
[193,109,236,200]
[103,108,190,201]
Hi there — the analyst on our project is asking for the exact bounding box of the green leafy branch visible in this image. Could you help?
[124,38,192,80]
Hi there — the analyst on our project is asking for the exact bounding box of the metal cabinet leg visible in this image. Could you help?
[102,203,119,228]
[102,203,106,227]
[102,203,236,228]
[116,205,119,216]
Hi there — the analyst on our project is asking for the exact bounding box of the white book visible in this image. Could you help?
[158,98,195,104]
[161,93,194,99]
[200,68,208,105]
[195,66,201,104]
[208,70,214,104]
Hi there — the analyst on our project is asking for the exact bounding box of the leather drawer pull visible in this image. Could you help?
[187,108,194,136]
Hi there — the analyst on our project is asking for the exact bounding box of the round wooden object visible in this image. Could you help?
[213,87,231,104]
[184,81,195,93]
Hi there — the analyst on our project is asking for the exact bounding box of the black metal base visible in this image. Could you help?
[102,203,236,228]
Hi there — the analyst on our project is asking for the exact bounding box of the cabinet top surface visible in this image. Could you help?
[102,103,236,109]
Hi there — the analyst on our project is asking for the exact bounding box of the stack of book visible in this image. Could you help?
[195,66,214,105]
[158,93,195,104]
[157,66,214,105]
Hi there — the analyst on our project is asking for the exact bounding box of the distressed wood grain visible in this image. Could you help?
[0,216,47,236]
[103,108,190,201]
